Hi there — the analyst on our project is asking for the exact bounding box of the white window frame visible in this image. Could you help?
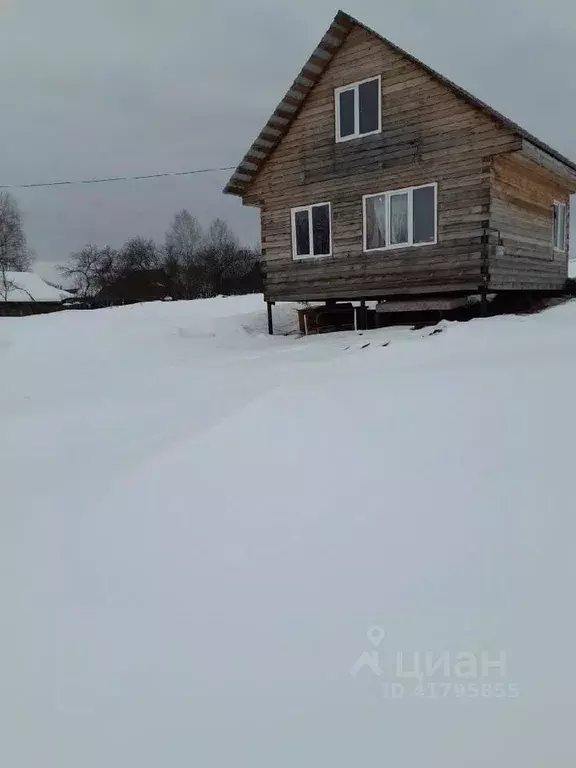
[291,202,332,260]
[362,183,438,252]
[335,75,382,143]
[553,200,567,253]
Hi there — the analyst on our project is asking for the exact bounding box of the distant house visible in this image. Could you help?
[225,10,576,332]
[0,271,73,316]
[94,268,175,306]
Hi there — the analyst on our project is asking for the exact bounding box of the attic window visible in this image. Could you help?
[553,201,567,252]
[291,203,332,259]
[335,76,381,142]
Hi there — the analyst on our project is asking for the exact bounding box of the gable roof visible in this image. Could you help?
[224,9,576,197]
[0,271,73,303]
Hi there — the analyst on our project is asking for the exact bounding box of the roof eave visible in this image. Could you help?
[222,10,353,197]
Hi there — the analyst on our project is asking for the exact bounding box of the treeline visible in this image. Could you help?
[59,210,261,303]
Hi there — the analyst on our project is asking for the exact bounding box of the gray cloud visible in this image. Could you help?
[0,0,573,272]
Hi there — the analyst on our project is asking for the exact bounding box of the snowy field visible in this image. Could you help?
[2,294,576,766]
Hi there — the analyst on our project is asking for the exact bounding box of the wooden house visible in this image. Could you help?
[224,10,576,332]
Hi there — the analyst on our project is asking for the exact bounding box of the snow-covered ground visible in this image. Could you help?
[2,294,576,767]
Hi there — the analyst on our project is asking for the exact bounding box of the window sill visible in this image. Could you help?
[293,253,332,261]
[336,129,381,144]
[364,240,438,253]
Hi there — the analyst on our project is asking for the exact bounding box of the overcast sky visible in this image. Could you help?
[0,0,574,279]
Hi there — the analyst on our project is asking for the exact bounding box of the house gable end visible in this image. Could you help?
[224,10,576,200]
[242,24,519,205]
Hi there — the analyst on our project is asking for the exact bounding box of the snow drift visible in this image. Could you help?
[1,294,575,766]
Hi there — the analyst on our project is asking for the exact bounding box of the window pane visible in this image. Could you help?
[413,186,436,244]
[365,195,387,250]
[358,79,379,135]
[558,205,566,250]
[312,204,330,255]
[553,204,559,248]
[294,210,310,256]
[390,193,409,245]
[338,89,355,138]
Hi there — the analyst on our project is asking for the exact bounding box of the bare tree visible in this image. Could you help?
[164,210,205,298]
[194,218,245,296]
[61,239,167,303]
[206,218,238,252]
[163,215,260,298]
[57,213,260,307]
[0,267,13,301]
[0,270,35,302]
[0,192,33,300]
[117,237,159,273]
[0,192,32,271]
[165,209,203,256]
[58,245,117,298]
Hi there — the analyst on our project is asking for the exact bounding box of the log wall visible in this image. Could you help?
[242,25,574,301]
[488,154,570,291]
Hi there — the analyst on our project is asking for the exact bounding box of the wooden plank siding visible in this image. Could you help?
[488,154,570,291]
[244,26,522,302]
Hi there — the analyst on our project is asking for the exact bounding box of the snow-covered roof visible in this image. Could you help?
[0,271,73,303]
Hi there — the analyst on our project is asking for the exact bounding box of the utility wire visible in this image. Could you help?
[0,164,236,190]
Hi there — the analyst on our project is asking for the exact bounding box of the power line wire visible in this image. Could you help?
[0,164,236,190]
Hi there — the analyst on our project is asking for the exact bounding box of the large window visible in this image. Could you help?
[335,76,381,142]
[291,202,332,259]
[363,183,437,251]
[553,201,567,252]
